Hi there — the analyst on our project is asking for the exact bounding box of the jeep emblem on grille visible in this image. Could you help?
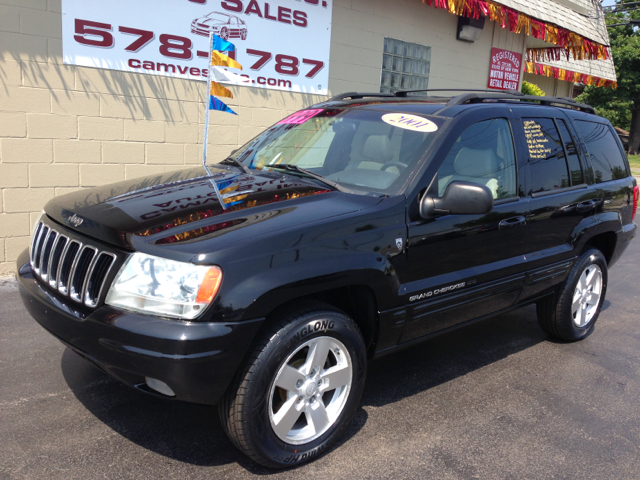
[67,214,84,227]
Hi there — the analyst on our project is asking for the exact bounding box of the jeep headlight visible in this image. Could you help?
[105,252,222,320]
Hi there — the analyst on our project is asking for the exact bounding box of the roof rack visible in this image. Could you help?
[327,92,395,102]
[394,88,524,97]
[442,92,596,114]
[325,89,596,115]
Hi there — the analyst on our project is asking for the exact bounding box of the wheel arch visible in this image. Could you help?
[258,284,381,357]
[582,230,617,264]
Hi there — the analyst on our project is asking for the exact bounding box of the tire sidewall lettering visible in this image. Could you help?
[248,312,364,466]
[284,319,336,352]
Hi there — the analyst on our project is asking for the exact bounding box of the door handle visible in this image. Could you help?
[499,216,526,230]
[576,200,596,212]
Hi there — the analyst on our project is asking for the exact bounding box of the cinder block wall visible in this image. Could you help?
[0,0,331,275]
[0,0,532,275]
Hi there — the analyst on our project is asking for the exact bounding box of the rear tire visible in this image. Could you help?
[219,302,366,468]
[537,249,607,342]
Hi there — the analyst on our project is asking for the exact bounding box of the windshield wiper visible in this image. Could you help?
[219,157,252,175]
[265,164,355,194]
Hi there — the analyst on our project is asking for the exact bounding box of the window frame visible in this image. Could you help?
[554,118,587,187]
[521,115,583,198]
[572,119,631,184]
[434,116,520,203]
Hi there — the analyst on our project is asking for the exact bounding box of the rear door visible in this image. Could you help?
[401,110,529,342]
[514,109,598,299]
[573,119,636,250]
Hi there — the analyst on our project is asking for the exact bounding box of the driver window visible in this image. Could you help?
[438,118,517,200]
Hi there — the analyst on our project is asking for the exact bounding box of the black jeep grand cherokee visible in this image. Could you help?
[18,90,638,467]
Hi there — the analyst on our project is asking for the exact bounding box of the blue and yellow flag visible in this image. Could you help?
[208,36,242,115]
[209,35,242,115]
[212,34,236,53]
[211,50,243,70]
[211,82,233,99]
[209,96,236,115]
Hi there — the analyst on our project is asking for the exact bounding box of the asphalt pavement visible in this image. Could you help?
[1,239,639,479]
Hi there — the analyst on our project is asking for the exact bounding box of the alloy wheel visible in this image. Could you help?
[268,336,352,445]
[572,264,603,327]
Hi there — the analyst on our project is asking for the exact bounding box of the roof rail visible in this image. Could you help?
[327,92,395,102]
[394,88,524,97]
[443,92,596,114]
[324,90,596,115]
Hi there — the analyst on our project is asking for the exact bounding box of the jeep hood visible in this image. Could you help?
[44,166,383,257]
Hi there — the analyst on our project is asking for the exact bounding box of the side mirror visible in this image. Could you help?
[420,181,494,218]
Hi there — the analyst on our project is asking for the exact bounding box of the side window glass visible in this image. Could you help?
[575,120,629,183]
[438,118,517,200]
[556,119,584,185]
[523,118,569,193]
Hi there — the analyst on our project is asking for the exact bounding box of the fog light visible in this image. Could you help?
[145,377,176,397]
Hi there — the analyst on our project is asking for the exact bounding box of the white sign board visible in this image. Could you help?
[61,0,333,95]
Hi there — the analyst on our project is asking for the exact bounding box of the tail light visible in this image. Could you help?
[633,185,639,221]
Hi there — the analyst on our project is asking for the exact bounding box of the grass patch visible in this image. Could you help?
[629,155,640,169]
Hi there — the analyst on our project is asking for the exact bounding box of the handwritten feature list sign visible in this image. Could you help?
[523,120,552,159]
[488,48,522,91]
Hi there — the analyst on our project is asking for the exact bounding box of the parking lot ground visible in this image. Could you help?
[1,239,639,480]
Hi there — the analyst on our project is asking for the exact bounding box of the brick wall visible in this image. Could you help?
[0,0,532,275]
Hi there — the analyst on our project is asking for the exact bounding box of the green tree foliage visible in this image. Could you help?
[521,81,546,96]
[576,0,640,154]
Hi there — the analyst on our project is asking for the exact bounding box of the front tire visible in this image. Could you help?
[537,249,607,341]
[219,303,366,468]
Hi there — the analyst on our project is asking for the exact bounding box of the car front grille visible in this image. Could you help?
[30,220,117,308]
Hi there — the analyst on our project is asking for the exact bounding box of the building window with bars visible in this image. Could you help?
[381,38,431,94]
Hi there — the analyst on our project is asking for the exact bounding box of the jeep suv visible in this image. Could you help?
[17,90,638,468]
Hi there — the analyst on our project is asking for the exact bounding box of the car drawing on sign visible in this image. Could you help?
[17,90,638,468]
[191,12,248,40]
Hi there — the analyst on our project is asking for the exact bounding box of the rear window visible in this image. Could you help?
[574,121,629,183]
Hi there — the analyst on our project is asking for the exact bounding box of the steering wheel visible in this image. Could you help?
[380,162,408,173]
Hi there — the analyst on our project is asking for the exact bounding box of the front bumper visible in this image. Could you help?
[16,249,264,405]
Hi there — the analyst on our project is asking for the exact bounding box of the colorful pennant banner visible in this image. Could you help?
[211,50,243,70]
[525,61,618,89]
[207,34,243,115]
[422,0,612,63]
[209,96,237,115]
[212,35,236,53]
[210,81,233,99]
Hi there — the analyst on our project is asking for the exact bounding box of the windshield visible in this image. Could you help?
[224,108,444,195]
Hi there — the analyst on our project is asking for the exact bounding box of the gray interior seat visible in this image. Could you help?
[438,147,500,197]
[347,135,400,174]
